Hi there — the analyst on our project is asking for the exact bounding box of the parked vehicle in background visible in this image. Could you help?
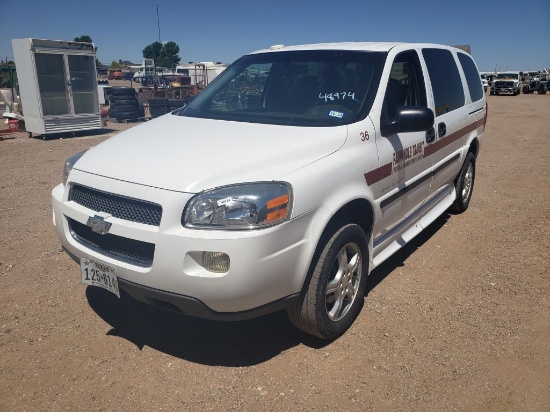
[522,76,548,94]
[481,75,488,92]
[485,73,496,87]
[109,71,123,80]
[53,42,487,340]
[490,72,524,95]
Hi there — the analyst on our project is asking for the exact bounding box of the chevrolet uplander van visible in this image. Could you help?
[53,43,487,339]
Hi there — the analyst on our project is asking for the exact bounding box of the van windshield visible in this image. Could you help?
[175,50,386,126]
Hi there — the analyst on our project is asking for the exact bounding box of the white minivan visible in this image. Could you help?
[53,42,487,339]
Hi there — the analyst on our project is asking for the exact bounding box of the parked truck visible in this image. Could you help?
[490,72,524,95]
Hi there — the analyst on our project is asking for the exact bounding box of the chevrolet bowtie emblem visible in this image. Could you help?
[86,215,112,235]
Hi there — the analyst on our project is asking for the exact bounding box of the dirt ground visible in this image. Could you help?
[1,93,549,411]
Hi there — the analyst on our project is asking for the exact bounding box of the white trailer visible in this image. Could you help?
[175,62,227,87]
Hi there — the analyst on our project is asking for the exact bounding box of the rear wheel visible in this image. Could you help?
[451,152,476,213]
[287,224,368,340]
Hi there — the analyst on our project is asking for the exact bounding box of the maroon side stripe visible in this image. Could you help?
[364,113,486,186]
[424,121,477,157]
[364,163,392,185]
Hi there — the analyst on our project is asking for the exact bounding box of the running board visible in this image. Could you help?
[372,184,456,269]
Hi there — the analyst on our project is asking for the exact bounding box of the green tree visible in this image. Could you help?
[143,41,181,69]
[109,60,124,70]
[159,41,180,69]
[142,42,163,61]
[74,35,102,68]
[74,35,93,43]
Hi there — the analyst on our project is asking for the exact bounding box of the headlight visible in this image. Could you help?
[63,150,87,185]
[183,182,292,230]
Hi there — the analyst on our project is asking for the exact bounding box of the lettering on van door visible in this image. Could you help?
[392,142,425,172]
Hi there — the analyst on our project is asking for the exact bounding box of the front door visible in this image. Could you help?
[372,50,433,241]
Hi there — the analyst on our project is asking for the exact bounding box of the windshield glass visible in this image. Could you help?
[496,73,519,79]
[175,50,386,126]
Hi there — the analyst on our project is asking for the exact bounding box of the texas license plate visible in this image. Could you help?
[80,258,120,298]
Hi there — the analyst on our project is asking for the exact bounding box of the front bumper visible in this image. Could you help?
[52,171,324,316]
[493,88,516,95]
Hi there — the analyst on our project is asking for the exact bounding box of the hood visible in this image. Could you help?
[75,114,347,193]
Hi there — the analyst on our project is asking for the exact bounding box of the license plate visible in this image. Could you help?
[80,258,120,298]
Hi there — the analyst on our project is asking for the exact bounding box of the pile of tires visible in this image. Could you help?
[107,87,145,122]
[148,98,170,119]
[148,98,187,119]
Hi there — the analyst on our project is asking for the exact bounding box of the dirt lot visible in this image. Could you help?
[1,94,549,411]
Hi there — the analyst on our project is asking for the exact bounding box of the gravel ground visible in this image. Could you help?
[0,93,549,411]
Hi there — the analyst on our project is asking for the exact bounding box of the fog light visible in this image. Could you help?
[203,252,230,273]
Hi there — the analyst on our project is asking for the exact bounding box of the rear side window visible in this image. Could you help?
[422,48,465,116]
[457,53,484,102]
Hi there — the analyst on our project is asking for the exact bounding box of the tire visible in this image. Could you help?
[490,91,494,95]
[287,223,369,340]
[538,86,547,95]
[115,104,138,113]
[148,98,169,118]
[112,98,137,106]
[168,99,185,111]
[110,87,136,97]
[115,111,139,122]
[450,152,476,214]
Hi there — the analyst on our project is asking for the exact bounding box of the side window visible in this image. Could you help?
[383,51,427,120]
[422,48,465,116]
[457,53,484,102]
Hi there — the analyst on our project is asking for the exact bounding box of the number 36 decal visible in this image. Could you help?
[360,131,370,141]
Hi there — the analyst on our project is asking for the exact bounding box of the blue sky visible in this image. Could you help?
[1,0,549,72]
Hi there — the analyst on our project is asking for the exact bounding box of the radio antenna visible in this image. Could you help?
[157,5,161,43]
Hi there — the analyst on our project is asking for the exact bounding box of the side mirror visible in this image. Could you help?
[380,106,434,137]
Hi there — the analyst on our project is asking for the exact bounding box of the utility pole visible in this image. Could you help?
[157,6,161,43]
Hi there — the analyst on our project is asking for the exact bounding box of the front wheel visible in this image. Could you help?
[288,224,369,340]
[450,152,476,213]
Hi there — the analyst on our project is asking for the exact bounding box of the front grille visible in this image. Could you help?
[495,81,513,88]
[68,217,155,266]
[69,184,162,226]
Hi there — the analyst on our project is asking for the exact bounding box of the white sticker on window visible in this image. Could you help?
[217,197,233,206]
[328,110,344,118]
